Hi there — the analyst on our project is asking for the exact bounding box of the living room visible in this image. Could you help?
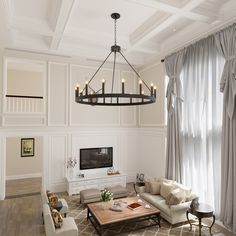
[0,0,235,235]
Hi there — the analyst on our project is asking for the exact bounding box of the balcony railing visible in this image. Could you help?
[5,95,44,113]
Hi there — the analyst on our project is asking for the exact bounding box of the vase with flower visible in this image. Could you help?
[67,157,77,179]
[101,189,113,210]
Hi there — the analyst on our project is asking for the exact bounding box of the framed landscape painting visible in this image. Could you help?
[21,138,35,157]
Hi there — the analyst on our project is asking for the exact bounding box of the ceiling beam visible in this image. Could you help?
[128,0,217,50]
[50,0,76,50]
[128,0,216,24]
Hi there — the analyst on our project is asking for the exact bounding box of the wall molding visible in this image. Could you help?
[6,172,42,180]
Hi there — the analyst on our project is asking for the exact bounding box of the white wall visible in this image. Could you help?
[6,136,43,179]
[139,63,166,126]
[0,50,167,199]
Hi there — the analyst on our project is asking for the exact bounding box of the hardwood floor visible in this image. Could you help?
[5,177,42,198]
[0,194,45,236]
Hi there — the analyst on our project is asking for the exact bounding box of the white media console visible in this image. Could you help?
[66,173,127,196]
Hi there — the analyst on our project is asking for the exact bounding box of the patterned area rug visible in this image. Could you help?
[58,187,231,236]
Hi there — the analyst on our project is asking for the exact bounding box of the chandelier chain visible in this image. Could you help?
[114,18,117,45]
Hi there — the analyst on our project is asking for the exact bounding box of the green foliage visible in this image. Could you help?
[101,189,113,202]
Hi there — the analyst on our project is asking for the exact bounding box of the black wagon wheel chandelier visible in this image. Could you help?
[75,13,156,106]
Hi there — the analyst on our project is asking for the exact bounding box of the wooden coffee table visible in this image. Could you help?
[87,197,161,236]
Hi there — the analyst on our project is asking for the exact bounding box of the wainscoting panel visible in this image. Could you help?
[69,65,120,126]
[49,135,68,192]
[48,62,68,126]
[3,116,45,126]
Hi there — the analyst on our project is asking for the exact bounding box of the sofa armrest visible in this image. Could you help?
[55,217,78,236]
[170,201,191,220]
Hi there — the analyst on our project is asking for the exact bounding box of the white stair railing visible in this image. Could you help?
[5,95,44,113]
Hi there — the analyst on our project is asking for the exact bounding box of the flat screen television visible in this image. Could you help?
[80,147,113,170]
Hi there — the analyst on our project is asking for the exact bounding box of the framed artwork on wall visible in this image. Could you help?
[21,138,35,157]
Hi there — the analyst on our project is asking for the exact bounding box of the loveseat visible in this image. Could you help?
[140,178,197,224]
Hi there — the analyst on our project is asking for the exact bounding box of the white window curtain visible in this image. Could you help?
[180,35,224,217]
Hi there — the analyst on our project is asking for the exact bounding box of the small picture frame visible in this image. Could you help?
[139,173,144,182]
[21,138,35,157]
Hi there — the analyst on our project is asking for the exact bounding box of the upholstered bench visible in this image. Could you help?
[107,185,129,199]
[80,188,101,204]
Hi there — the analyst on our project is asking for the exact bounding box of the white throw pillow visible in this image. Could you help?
[149,181,161,195]
[173,182,191,199]
[166,188,186,205]
[160,182,175,199]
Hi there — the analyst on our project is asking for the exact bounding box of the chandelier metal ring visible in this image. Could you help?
[75,13,157,106]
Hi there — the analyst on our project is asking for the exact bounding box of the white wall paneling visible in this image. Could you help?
[139,63,165,127]
[120,70,137,127]
[3,116,45,126]
[0,135,6,200]
[48,62,68,126]
[69,64,121,126]
[138,127,167,179]
[48,134,68,192]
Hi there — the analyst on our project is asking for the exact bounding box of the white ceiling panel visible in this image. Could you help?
[0,0,236,66]
[68,0,157,36]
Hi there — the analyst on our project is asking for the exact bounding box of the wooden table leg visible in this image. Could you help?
[209,214,215,234]
[186,211,192,231]
[87,207,90,221]
[199,217,202,236]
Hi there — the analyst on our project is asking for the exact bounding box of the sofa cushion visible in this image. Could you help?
[144,180,150,193]
[160,182,175,199]
[166,188,186,205]
[158,177,175,184]
[51,209,63,228]
[173,182,191,199]
[149,181,161,195]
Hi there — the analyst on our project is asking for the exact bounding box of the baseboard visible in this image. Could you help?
[6,173,42,180]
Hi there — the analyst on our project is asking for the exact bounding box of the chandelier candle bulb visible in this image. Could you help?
[139,80,142,94]
[122,78,125,94]
[75,86,78,98]
[151,83,154,96]
[85,81,88,95]
[102,79,105,94]
[154,86,157,97]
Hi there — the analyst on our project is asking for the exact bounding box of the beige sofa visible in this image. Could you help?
[43,204,78,236]
[140,178,197,224]
[41,190,69,217]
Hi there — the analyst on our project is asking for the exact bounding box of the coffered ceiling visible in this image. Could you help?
[0,0,236,66]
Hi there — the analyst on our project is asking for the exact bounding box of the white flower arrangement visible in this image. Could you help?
[101,189,113,202]
[67,157,77,168]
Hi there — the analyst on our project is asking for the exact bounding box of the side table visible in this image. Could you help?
[133,182,145,194]
[186,203,215,236]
